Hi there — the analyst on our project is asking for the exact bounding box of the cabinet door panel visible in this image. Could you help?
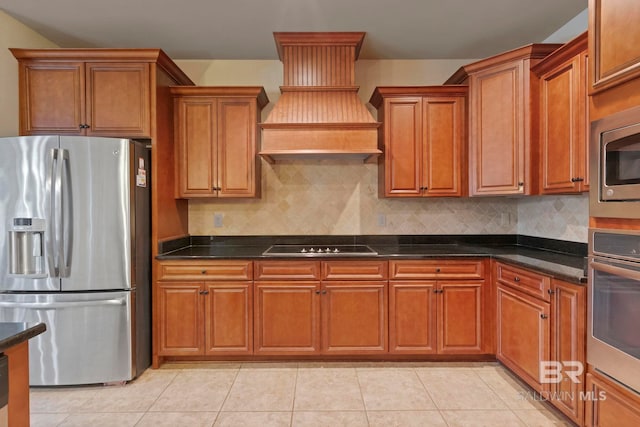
[438,281,483,354]
[389,281,437,354]
[205,282,253,354]
[551,280,586,425]
[470,62,524,194]
[322,281,387,354]
[254,281,320,354]
[19,62,85,135]
[85,63,150,137]
[175,98,216,196]
[585,371,640,427]
[423,97,464,196]
[157,282,203,355]
[590,0,640,93]
[540,56,581,193]
[497,285,550,393]
[217,98,258,197]
[383,98,422,196]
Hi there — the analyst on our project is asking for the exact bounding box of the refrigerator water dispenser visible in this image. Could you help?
[8,217,45,277]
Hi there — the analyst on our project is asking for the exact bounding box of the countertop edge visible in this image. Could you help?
[0,322,47,353]
[157,246,587,285]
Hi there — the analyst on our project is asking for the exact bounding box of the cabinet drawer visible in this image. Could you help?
[495,262,551,301]
[322,261,388,280]
[157,260,252,281]
[254,261,321,280]
[389,259,485,280]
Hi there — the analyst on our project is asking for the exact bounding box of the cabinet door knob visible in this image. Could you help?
[435,268,441,273]
[201,270,207,274]
[518,182,524,187]
[315,290,321,295]
[540,314,548,319]
[514,276,520,282]
[548,289,555,295]
[322,290,327,295]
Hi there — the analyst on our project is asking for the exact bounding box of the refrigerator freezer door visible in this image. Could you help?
[0,291,134,386]
[59,137,132,291]
[0,136,61,292]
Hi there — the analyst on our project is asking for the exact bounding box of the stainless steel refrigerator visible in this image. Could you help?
[0,135,151,386]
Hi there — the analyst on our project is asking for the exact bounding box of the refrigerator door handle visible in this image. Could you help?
[0,298,126,309]
[59,148,71,277]
[46,148,59,278]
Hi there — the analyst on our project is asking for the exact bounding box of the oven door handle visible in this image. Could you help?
[590,258,640,281]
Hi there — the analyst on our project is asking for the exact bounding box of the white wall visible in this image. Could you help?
[0,11,58,136]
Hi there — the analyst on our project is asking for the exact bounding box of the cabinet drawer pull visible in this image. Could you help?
[201,270,207,274]
[435,268,441,273]
[571,177,584,182]
[199,290,209,295]
[518,182,524,187]
[514,276,520,282]
[540,314,548,319]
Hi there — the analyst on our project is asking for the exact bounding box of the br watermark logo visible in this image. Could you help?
[539,361,584,384]
[517,361,607,402]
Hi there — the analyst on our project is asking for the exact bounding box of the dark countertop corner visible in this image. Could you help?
[0,322,46,353]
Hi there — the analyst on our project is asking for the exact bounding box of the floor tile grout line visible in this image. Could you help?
[412,366,452,427]
[212,364,242,424]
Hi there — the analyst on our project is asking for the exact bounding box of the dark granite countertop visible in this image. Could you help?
[0,322,46,353]
[157,235,587,284]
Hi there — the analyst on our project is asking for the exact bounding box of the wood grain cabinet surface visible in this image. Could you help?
[171,87,268,198]
[156,261,253,356]
[495,261,587,426]
[369,87,467,198]
[10,49,165,137]
[446,44,561,196]
[253,260,388,355]
[589,0,640,94]
[388,259,487,355]
[585,369,640,427]
[533,32,589,194]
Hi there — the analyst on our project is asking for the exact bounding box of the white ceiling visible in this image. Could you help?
[1,0,587,60]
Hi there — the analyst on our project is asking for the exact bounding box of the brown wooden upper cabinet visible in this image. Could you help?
[445,44,561,196]
[533,32,589,194]
[369,87,467,197]
[9,49,182,138]
[170,87,268,198]
[589,0,640,94]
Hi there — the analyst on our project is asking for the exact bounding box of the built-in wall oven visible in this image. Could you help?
[590,104,640,218]
[588,228,640,393]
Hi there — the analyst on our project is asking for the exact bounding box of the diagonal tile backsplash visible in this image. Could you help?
[189,160,520,236]
[189,160,588,241]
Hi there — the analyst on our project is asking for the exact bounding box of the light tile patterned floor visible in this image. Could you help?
[30,362,574,427]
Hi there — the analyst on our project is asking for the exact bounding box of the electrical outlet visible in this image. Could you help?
[214,213,223,228]
[377,213,386,227]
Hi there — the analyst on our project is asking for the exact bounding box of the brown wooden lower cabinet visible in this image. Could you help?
[389,280,484,354]
[253,281,321,355]
[495,261,587,426]
[585,370,640,427]
[322,281,387,354]
[157,281,253,356]
[253,260,388,355]
[496,283,551,394]
[388,259,487,355]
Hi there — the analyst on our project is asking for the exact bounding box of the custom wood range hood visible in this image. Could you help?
[259,32,381,163]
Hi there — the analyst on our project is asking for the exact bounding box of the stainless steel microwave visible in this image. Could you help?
[590,105,640,218]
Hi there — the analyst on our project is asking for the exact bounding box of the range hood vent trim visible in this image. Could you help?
[259,32,381,163]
